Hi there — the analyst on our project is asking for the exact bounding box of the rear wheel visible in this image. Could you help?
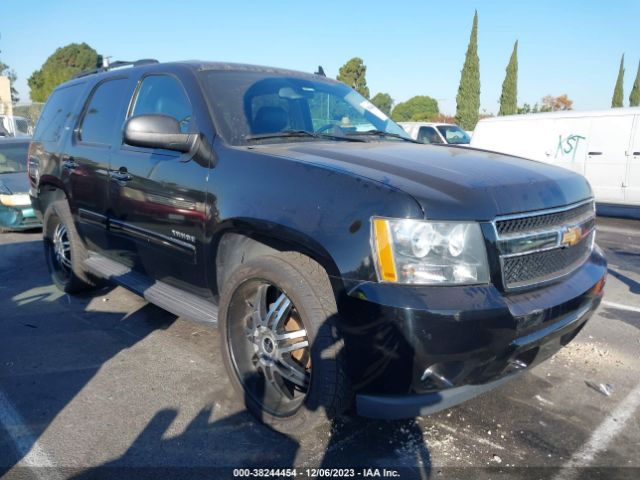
[43,200,96,293]
[219,252,350,434]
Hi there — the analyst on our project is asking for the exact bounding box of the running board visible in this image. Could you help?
[84,253,218,325]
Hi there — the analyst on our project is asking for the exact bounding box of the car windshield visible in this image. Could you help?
[436,125,471,144]
[200,70,410,146]
[0,141,29,174]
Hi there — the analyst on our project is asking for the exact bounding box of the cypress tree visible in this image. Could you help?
[630,60,640,107]
[499,41,518,116]
[611,54,625,108]
[455,11,480,130]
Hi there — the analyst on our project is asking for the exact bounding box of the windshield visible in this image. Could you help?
[200,70,410,146]
[436,125,471,144]
[0,141,29,174]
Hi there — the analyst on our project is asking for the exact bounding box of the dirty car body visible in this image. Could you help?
[29,61,606,428]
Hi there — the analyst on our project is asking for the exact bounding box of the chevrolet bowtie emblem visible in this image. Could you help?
[561,226,582,247]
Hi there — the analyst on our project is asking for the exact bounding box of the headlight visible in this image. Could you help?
[371,217,490,285]
[0,193,31,207]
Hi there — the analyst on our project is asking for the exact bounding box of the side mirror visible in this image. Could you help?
[123,114,196,153]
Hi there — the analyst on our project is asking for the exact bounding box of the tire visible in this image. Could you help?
[219,252,351,435]
[43,199,96,293]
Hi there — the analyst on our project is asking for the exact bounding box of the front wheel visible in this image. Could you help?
[219,252,351,434]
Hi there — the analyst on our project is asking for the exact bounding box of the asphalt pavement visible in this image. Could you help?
[0,217,638,480]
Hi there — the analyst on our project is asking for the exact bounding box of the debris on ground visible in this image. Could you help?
[491,454,502,464]
[585,381,613,397]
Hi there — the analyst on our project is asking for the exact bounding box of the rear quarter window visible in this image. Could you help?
[33,83,86,143]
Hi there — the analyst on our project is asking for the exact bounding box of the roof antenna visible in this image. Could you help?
[315,66,326,77]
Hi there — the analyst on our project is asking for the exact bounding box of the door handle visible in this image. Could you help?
[62,156,79,170]
[634,152,640,156]
[110,167,132,182]
[587,152,602,156]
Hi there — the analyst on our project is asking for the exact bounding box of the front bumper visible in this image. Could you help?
[0,203,41,230]
[340,247,607,419]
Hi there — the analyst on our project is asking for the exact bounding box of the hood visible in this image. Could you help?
[258,142,592,221]
[0,171,30,195]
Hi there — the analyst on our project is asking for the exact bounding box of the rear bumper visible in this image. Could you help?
[341,247,607,420]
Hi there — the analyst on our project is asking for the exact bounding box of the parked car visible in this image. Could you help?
[0,115,33,137]
[470,108,640,207]
[399,121,471,145]
[29,60,606,434]
[0,137,41,230]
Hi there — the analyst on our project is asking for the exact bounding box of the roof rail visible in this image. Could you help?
[72,59,159,79]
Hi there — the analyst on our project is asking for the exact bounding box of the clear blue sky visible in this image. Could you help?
[2,0,639,114]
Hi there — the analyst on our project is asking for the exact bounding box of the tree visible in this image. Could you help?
[28,43,99,102]
[336,57,370,98]
[541,94,573,112]
[371,92,393,116]
[455,11,480,130]
[498,41,518,116]
[611,54,624,108]
[630,60,640,107]
[391,96,439,122]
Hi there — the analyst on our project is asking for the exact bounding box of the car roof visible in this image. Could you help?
[59,60,339,89]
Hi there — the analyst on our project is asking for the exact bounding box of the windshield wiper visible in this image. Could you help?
[245,130,320,141]
[345,130,421,143]
[245,129,366,143]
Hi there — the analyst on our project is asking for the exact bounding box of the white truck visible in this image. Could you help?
[0,115,33,137]
[399,122,471,145]
[470,108,640,207]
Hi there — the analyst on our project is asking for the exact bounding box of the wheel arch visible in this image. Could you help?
[211,221,345,300]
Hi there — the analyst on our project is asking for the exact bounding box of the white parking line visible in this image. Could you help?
[0,389,62,480]
[602,301,640,313]
[553,382,640,480]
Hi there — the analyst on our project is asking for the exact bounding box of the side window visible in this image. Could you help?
[79,78,129,145]
[33,83,85,143]
[417,126,443,144]
[131,75,193,133]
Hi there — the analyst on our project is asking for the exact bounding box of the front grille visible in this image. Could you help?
[494,201,595,290]
[502,231,594,289]
[496,201,594,236]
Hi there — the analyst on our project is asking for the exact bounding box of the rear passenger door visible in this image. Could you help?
[63,77,133,251]
[108,73,210,297]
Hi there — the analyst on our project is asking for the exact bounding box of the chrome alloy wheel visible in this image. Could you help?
[52,222,72,273]
[228,281,311,416]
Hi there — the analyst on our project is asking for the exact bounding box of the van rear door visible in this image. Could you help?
[584,115,634,203]
[626,115,640,204]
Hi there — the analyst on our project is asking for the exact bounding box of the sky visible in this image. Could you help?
[2,0,640,115]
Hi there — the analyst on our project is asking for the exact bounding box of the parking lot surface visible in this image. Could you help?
[0,217,638,480]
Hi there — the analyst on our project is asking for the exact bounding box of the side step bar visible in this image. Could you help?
[85,253,218,325]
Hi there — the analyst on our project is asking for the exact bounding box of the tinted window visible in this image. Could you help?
[131,75,192,133]
[0,141,29,174]
[33,83,85,143]
[417,126,443,144]
[79,78,129,145]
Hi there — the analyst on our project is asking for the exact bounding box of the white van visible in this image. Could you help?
[470,108,640,206]
[399,122,471,145]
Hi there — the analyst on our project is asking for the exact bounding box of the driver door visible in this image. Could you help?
[108,73,210,296]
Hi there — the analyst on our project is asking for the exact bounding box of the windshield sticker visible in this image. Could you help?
[360,100,389,121]
[555,134,586,162]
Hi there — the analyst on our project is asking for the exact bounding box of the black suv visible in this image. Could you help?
[29,60,607,433]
